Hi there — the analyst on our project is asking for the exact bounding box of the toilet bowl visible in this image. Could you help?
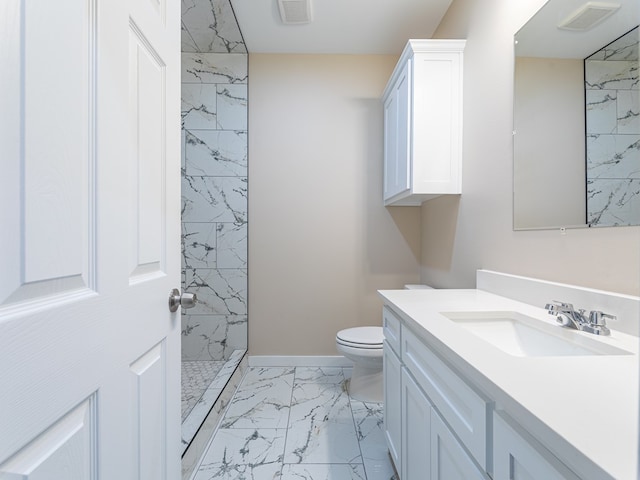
[336,326,384,403]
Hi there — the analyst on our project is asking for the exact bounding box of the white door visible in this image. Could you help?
[0,0,181,478]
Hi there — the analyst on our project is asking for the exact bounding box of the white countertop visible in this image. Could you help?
[378,288,639,480]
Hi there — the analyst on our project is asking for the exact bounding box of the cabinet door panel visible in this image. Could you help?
[431,409,486,480]
[383,342,402,475]
[383,90,398,200]
[383,60,411,201]
[382,306,401,355]
[493,413,580,480]
[403,327,490,469]
[401,369,431,480]
[395,60,411,195]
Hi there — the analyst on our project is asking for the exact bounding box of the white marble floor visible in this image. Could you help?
[190,366,398,480]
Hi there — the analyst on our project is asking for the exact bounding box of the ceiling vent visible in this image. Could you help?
[557,2,620,31]
[277,0,313,25]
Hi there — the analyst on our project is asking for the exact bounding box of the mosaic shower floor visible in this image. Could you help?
[182,350,246,455]
[182,360,226,420]
[190,366,398,480]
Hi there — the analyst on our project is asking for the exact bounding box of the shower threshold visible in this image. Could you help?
[181,349,245,454]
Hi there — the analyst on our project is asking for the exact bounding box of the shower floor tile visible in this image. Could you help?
[182,360,226,420]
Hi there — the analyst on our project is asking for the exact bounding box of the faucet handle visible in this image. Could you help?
[545,301,574,312]
[589,310,616,326]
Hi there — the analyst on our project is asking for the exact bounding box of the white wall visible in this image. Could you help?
[421,0,640,296]
[248,54,421,355]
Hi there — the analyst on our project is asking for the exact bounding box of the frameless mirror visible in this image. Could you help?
[513,0,639,230]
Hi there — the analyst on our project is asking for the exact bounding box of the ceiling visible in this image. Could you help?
[515,0,639,59]
[229,0,454,55]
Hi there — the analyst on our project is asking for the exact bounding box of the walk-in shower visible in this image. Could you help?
[180,0,248,456]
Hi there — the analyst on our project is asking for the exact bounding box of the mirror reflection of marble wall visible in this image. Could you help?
[586,27,640,226]
[513,0,639,230]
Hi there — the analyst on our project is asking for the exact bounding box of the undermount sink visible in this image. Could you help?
[442,311,631,357]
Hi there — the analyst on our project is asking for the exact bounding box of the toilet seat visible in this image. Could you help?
[336,327,383,349]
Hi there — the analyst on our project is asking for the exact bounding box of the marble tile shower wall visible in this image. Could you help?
[586,27,639,226]
[181,52,248,361]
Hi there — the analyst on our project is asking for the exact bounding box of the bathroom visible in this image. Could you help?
[0,0,638,478]
[179,0,639,477]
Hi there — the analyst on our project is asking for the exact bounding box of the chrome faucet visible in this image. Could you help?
[545,301,613,336]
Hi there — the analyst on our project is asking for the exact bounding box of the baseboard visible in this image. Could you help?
[248,355,352,367]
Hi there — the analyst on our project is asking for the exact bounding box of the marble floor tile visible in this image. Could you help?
[221,367,295,429]
[192,428,285,480]
[294,367,347,385]
[284,380,361,464]
[191,366,397,480]
[351,401,398,480]
[281,464,367,480]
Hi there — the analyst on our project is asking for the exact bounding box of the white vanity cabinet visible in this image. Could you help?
[382,302,594,480]
[382,39,465,206]
[383,306,489,480]
[493,413,581,480]
[431,408,486,480]
[383,339,402,474]
[400,368,431,480]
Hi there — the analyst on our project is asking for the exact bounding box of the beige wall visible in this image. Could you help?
[514,57,585,229]
[248,55,421,355]
[421,0,640,295]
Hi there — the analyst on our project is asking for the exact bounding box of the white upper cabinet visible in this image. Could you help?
[382,40,465,206]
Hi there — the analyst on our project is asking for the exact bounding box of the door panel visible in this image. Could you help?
[129,23,167,280]
[0,0,96,306]
[0,0,181,478]
[131,342,167,480]
[0,396,97,480]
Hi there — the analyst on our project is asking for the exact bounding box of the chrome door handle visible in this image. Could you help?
[168,288,197,312]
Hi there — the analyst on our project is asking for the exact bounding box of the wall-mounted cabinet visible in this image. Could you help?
[382,40,465,206]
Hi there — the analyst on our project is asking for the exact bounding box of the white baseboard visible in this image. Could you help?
[248,355,352,367]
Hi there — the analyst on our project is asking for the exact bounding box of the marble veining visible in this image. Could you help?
[185,130,247,177]
[181,0,249,457]
[182,222,217,269]
[184,268,247,315]
[182,314,247,360]
[181,0,247,54]
[587,28,640,61]
[182,175,247,223]
[190,367,398,480]
[221,368,295,429]
[182,53,248,84]
[182,351,246,455]
[281,464,368,479]
[586,27,639,225]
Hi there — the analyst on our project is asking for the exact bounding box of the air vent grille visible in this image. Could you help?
[557,2,620,31]
[277,0,312,25]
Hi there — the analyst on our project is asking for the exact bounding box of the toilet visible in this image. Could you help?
[336,285,433,403]
[336,326,384,403]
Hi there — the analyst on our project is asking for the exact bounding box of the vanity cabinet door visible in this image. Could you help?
[493,413,580,480]
[431,409,487,480]
[383,340,403,475]
[401,368,431,480]
[403,326,490,470]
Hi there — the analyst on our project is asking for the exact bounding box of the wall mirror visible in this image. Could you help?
[513,0,639,230]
